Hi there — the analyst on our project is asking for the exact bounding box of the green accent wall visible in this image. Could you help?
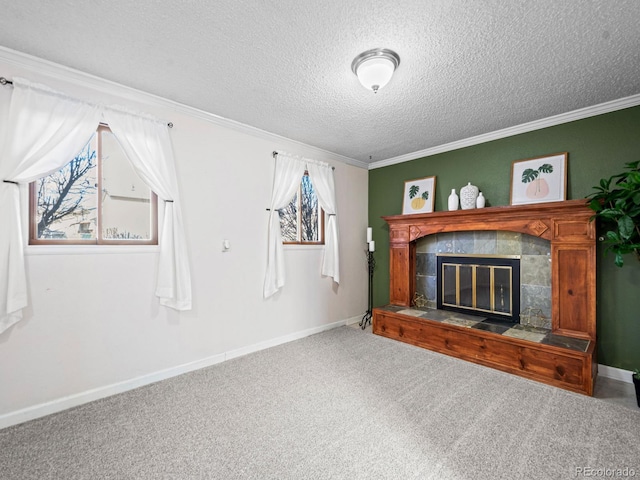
[368,105,640,370]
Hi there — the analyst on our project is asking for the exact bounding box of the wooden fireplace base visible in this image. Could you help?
[373,308,597,395]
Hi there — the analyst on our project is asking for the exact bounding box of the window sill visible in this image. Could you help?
[282,244,325,251]
[25,244,160,256]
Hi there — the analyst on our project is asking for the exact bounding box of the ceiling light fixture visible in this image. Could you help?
[351,48,400,94]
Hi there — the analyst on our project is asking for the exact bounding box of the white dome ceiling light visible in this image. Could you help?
[351,48,400,94]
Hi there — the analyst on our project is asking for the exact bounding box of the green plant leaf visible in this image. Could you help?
[614,177,629,188]
[409,185,419,199]
[614,198,628,210]
[598,208,622,219]
[605,230,621,242]
[625,160,640,170]
[627,209,640,222]
[538,163,554,174]
[626,171,640,185]
[588,198,603,212]
[421,191,429,200]
[618,215,635,240]
[615,252,624,267]
[587,189,603,198]
[521,168,538,183]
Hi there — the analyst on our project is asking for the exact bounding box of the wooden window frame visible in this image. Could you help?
[28,124,158,246]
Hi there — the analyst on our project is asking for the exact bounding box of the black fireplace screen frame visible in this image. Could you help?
[436,255,521,323]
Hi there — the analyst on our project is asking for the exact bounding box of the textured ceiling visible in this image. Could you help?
[0,0,639,165]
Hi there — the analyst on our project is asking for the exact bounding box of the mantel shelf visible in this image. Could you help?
[383,199,594,243]
[383,198,590,222]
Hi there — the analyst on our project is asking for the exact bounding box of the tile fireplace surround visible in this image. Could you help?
[372,199,597,395]
[416,231,551,328]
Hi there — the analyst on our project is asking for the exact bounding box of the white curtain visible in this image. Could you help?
[0,78,102,334]
[263,153,306,298]
[106,108,191,310]
[307,160,339,284]
[0,78,192,335]
[263,153,340,298]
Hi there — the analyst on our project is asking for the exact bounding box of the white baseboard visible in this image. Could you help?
[0,317,356,430]
[598,364,634,384]
[344,314,363,326]
[224,316,359,361]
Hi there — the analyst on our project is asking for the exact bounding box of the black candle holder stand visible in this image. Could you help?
[359,248,376,330]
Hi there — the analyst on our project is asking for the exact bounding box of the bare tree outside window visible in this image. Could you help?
[278,173,324,244]
[300,174,319,241]
[36,138,97,239]
[278,192,298,242]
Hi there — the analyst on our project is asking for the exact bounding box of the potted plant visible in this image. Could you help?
[587,161,640,267]
[589,162,640,407]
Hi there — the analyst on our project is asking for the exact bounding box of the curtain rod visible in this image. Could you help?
[0,76,173,128]
[272,151,335,170]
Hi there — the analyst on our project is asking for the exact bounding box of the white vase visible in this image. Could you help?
[448,189,459,211]
[460,182,479,210]
[476,192,486,208]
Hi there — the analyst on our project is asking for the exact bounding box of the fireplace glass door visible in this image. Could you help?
[437,255,520,322]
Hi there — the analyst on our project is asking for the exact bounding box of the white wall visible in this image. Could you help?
[0,48,369,426]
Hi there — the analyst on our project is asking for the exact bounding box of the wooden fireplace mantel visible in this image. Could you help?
[382,199,596,340]
[373,200,596,394]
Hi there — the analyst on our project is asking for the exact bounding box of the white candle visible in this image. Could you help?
[368,240,375,252]
[366,227,372,243]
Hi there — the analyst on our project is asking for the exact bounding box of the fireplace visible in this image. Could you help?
[373,200,597,395]
[436,254,520,322]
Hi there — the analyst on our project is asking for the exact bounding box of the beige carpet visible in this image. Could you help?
[1,326,638,479]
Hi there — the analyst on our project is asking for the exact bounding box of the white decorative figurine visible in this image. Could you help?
[460,182,479,210]
[448,188,459,211]
[476,192,486,208]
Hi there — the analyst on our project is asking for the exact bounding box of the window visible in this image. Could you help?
[278,173,324,244]
[29,125,158,245]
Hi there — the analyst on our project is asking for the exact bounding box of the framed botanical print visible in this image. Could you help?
[402,176,436,214]
[510,153,567,205]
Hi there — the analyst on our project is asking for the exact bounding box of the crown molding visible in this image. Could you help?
[0,46,366,170]
[370,93,640,170]
[5,45,636,173]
